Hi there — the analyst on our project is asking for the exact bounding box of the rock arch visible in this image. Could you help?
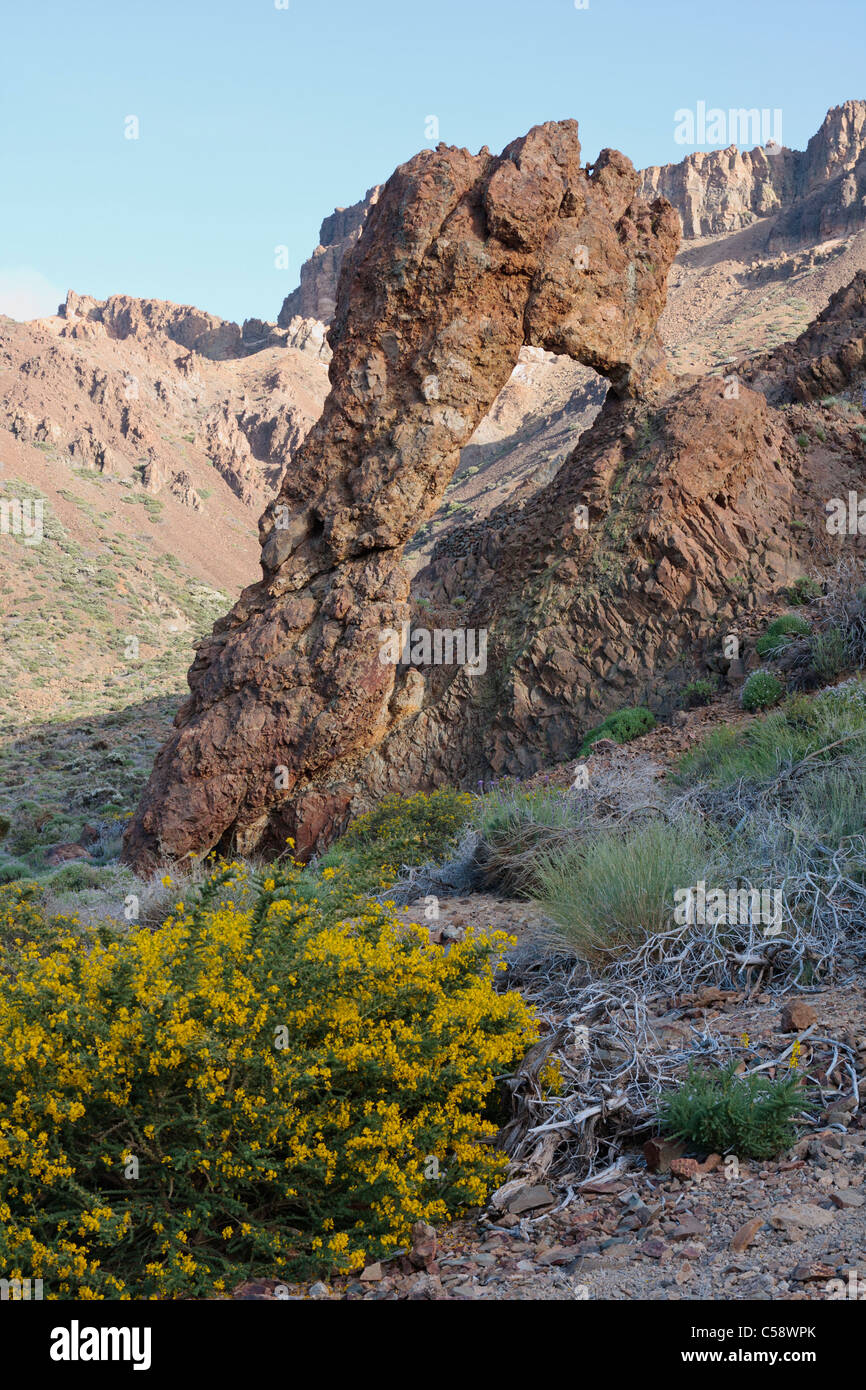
[123,121,680,869]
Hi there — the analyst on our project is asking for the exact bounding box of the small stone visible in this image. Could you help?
[670,1157,700,1181]
[507,1183,554,1214]
[536,1246,576,1266]
[643,1137,686,1173]
[670,1217,707,1242]
[791,1263,835,1282]
[779,1001,818,1032]
[830,1189,865,1208]
[360,1262,383,1281]
[308,1281,329,1298]
[769,1201,835,1231]
[643,1237,668,1259]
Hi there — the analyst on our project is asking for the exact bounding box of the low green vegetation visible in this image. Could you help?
[579,705,655,754]
[786,576,822,605]
[657,1063,807,1159]
[755,613,810,658]
[533,817,723,963]
[678,679,866,790]
[681,676,717,708]
[742,669,784,710]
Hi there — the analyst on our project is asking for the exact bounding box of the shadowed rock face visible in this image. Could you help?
[123,121,680,869]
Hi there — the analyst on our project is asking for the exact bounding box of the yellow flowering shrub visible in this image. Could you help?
[0,860,535,1299]
[316,787,475,902]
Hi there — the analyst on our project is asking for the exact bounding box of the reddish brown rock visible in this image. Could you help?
[46,843,92,867]
[123,120,680,869]
[643,1137,686,1173]
[669,1158,700,1182]
[779,1001,819,1032]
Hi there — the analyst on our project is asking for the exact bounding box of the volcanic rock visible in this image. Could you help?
[123,120,680,868]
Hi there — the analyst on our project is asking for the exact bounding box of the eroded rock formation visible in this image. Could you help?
[123,120,680,868]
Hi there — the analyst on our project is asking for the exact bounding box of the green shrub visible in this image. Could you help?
[755,613,811,658]
[47,862,105,894]
[657,1062,807,1159]
[580,706,656,755]
[786,576,822,606]
[681,676,717,709]
[810,626,848,682]
[0,814,9,842]
[0,863,536,1298]
[742,670,784,711]
[0,857,30,885]
[793,763,866,847]
[533,816,723,963]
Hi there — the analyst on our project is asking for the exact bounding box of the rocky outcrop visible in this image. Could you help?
[123,121,680,868]
[639,100,866,241]
[740,268,866,402]
[278,188,381,326]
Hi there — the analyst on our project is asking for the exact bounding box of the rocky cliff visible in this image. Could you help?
[640,100,866,242]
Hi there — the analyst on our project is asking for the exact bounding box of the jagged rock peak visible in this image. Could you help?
[278,186,382,326]
[58,291,303,361]
[639,99,866,239]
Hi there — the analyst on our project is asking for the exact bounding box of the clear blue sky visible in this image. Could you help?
[1,0,863,324]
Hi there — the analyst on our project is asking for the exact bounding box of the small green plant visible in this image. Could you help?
[755,613,811,658]
[786,576,822,606]
[682,676,717,709]
[580,706,656,754]
[657,1062,806,1159]
[47,862,105,893]
[742,670,784,711]
[796,433,809,449]
[810,626,848,682]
